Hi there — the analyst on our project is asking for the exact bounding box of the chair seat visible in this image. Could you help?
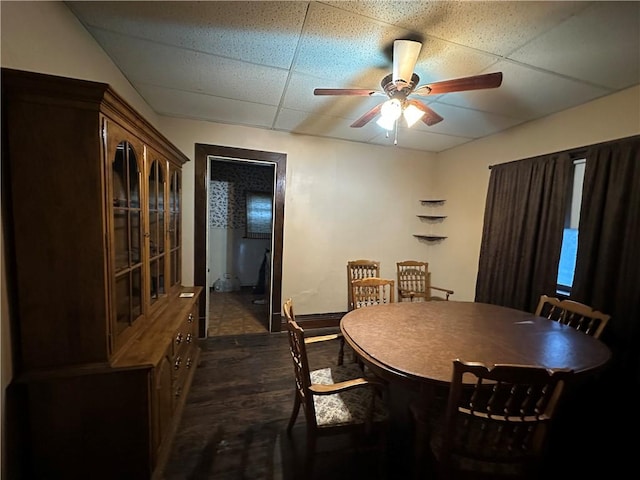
[310,364,389,427]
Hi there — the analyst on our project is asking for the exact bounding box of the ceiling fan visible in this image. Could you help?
[314,39,503,131]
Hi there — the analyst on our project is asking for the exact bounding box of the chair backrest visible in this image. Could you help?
[347,260,380,310]
[283,298,316,425]
[396,260,428,301]
[351,277,395,309]
[396,260,452,301]
[534,294,611,339]
[438,359,573,477]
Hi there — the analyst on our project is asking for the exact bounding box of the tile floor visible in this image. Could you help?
[207,287,269,337]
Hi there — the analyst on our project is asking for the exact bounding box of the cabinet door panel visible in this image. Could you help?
[153,354,174,459]
[105,120,147,351]
[169,168,182,288]
[147,156,168,305]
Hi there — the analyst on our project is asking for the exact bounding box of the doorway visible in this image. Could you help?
[194,144,286,337]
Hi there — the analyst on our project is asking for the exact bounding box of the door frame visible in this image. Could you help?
[194,143,286,336]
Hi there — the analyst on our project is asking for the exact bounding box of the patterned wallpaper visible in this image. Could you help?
[209,161,274,228]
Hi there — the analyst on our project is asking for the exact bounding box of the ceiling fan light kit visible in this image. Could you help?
[376,99,424,131]
[403,103,425,127]
[314,39,503,145]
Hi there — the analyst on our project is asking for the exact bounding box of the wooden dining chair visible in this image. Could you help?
[341,260,381,365]
[534,294,611,339]
[283,298,389,476]
[347,259,381,311]
[351,277,395,309]
[396,260,454,302]
[428,359,573,480]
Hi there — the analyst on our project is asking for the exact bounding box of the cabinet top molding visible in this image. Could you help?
[1,68,190,165]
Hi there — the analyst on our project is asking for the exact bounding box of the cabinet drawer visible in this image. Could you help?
[170,302,199,402]
[172,344,197,403]
[171,305,198,356]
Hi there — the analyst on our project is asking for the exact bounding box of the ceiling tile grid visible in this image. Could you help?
[66,1,640,153]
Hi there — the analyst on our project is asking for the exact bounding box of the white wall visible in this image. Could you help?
[209,227,270,288]
[0,0,158,124]
[161,90,640,312]
[158,116,439,314]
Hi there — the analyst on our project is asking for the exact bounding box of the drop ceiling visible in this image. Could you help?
[66,1,640,153]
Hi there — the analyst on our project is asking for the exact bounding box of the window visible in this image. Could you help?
[557,159,585,295]
[245,191,272,239]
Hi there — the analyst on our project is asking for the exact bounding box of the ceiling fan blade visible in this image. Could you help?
[314,88,384,96]
[413,72,503,96]
[350,103,383,128]
[406,99,443,126]
[393,40,422,85]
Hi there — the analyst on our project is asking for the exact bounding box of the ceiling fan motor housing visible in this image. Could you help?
[382,73,420,99]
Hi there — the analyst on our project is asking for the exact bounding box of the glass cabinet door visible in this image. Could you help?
[169,169,182,288]
[148,158,167,305]
[112,141,144,337]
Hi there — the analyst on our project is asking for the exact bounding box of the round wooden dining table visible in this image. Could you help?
[340,300,612,388]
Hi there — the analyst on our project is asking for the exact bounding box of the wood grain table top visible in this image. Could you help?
[340,301,612,387]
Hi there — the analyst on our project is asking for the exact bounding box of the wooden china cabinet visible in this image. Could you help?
[2,68,201,479]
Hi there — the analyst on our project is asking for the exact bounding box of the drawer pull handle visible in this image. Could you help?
[186,333,192,344]
[188,313,194,323]
[186,358,193,369]
[175,387,182,398]
[174,356,182,370]
[175,333,183,344]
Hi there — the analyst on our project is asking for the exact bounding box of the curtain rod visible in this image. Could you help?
[487,134,639,169]
[488,148,586,170]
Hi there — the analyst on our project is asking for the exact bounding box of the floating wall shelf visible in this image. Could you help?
[416,199,447,242]
[413,234,448,241]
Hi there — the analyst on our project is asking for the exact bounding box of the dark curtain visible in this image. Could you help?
[475,153,573,312]
[571,136,640,381]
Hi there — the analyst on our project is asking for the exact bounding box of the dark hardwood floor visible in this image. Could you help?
[163,299,629,480]
[162,332,420,480]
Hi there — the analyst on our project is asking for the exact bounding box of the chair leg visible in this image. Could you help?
[338,337,345,365]
[287,395,301,433]
[304,430,317,478]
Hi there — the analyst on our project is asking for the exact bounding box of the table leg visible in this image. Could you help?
[410,383,440,479]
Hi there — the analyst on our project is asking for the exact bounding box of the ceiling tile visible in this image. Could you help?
[509,1,640,89]
[64,1,640,154]
[419,103,525,138]
[282,72,383,120]
[91,29,289,105]
[68,1,308,68]
[137,83,278,128]
[438,60,612,120]
[368,126,472,152]
[275,108,384,144]
[293,2,411,81]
